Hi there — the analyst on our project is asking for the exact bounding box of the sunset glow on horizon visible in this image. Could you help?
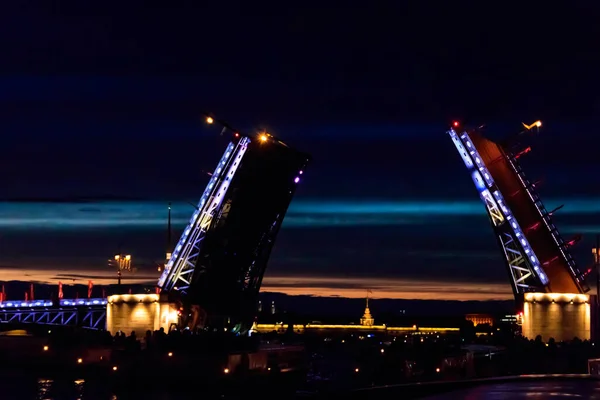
[0,199,591,303]
[0,265,513,301]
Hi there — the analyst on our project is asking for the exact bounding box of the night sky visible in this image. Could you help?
[0,3,599,305]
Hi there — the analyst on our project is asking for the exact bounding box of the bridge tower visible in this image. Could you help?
[158,121,310,333]
[448,122,592,341]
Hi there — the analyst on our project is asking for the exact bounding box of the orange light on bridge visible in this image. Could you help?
[77,358,83,364]
[259,134,268,142]
[524,292,589,304]
[43,346,48,351]
[206,116,214,124]
[522,120,542,130]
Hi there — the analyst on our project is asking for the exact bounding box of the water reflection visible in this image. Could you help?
[36,379,117,400]
[34,378,210,399]
[37,379,52,400]
[37,379,91,400]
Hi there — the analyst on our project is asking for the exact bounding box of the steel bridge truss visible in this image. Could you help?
[242,213,287,293]
[498,231,538,291]
[448,128,547,294]
[0,307,106,329]
[504,151,588,291]
[158,137,251,293]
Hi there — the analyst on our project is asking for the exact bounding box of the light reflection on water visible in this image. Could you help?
[36,379,119,400]
[34,378,208,400]
[36,379,52,400]
[37,379,102,400]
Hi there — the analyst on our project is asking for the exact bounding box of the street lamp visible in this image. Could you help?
[201,111,267,143]
[110,254,132,286]
[114,254,132,270]
[593,241,600,303]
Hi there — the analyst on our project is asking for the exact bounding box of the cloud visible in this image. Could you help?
[261,275,513,301]
[0,263,512,301]
[0,198,598,229]
[0,198,593,302]
[0,265,156,286]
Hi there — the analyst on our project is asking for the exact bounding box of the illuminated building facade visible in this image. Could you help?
[360,297,374,326]
[106,294,178,337]
[522,293,593,341]
[465,314,494,327]
[253,301,459,336]
[499,314,523,325]
[158,130,310,333]
[252,323,459,336]
[448,122,592,341]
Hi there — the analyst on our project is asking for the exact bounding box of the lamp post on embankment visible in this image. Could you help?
[109,254,132,287]
[592,235,600,341]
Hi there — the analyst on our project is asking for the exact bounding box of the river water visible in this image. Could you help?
[2,377,242,400]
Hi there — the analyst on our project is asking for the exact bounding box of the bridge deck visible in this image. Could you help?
[0,298,107,330]
[0,298,107,309]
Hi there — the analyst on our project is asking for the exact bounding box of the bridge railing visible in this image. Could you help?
[0,298,108,309]
[0,306,106,330]
[505,152,587,290]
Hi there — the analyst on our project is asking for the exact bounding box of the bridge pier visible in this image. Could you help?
[106,294,178,337]
[521,293,595,342]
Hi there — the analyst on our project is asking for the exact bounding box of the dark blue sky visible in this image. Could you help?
[0,2,599,302]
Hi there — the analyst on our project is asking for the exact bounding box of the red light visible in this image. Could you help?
[234,133,240,138]
[452,121,459,127]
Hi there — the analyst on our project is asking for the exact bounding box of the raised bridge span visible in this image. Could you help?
[0,115,310,333]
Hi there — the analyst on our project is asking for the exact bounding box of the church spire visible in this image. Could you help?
[360,289,374,326]
[166,202,172,262]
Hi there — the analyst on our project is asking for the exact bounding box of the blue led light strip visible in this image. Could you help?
[0,298,108,308]
[448,129,548,286]
[158,137,251,289]
[158,141,236,287]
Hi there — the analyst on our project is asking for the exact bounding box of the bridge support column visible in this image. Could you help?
[106,294,179,337]
[522,293,592,342]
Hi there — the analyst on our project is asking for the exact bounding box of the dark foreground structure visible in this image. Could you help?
[158,131,310,333]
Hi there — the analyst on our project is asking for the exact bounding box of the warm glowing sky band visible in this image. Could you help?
[0,198,596,301]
